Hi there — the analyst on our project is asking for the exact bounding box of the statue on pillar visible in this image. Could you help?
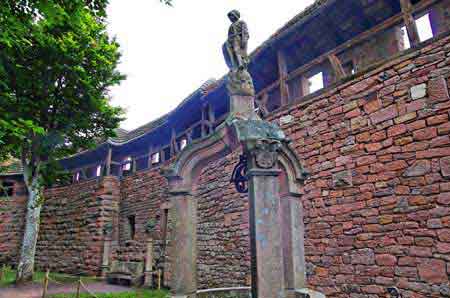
[223,10,255,97]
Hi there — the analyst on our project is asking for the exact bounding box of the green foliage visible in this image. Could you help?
[0,0,125,183]
[160,0,174,6]
[0,266,100,287]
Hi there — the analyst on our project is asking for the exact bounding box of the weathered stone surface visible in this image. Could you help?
[2,25,450,298]
[418,259,448,283]
[441,157,450,177]
[410,83,427,100]
[332,170,353,187]
[403,160,431,177]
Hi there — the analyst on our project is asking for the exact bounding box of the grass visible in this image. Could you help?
[0,265,100,287]
[50,289,169,298]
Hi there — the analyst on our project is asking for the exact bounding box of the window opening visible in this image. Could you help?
[0,181,14,197]
[307,72,324,94]
[179,138,188,150]
[401,13,433,50]
[151,152,160,165]
[122,156,132,171]
[416,13,433,42]
[96,165,102,177]
[401,26,411,50]
[128,215,136,240]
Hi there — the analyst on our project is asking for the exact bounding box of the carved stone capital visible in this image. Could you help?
[246,139,282,170]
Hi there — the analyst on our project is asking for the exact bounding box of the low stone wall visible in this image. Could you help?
[0,195,26,266]
[35,177,120,275]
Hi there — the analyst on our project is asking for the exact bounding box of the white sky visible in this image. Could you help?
[107,0,316,130]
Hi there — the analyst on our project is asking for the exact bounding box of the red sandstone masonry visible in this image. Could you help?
[268,34,450,298]
[0,196,26,265]
[1,32,450,298]
[35,177,120,275]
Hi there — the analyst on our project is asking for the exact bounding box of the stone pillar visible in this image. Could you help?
[101,236,111,277]
[144,238,154,287]
[245,139,286,298]
[281,194,307,298]
[169,191,197,298]
[230,95,256,120]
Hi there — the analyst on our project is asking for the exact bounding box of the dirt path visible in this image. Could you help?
[0,281,130,298]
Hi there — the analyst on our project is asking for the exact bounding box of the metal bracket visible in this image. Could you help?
[230,154,248,193]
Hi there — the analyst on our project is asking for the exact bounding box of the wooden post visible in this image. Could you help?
[300,75,310,97]
[41,269,49,298]
[144,238,154,288]
[101,236,111,278]
[157,269,161,290]
[170,128,178,155]
[400,0,420,47]
[277,51,290,106]
[76,278,81,298]
[0,264,4,281]
[208,104,215,125]
[132,158,137,173]
[327,54,346,81]
[105,146,112,176]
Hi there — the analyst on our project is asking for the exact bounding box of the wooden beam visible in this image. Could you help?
[170,128,178,155]
[300,75,310,98]
[132,158,137,173]
[277,51,290,105]
[256,92,270,117]
[105,146,112,176]
[327,54,346,81]
[400,0,421,47]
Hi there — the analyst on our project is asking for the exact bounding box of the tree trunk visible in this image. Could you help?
[15,172,42,284]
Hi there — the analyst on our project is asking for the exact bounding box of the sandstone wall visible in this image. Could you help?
[268,34,450,298]
[1,30,449,298]
[109,169,169,280]
[0,195,26,265]
[35,177,120,275]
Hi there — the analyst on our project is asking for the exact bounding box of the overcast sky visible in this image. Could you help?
[106,0,316,130]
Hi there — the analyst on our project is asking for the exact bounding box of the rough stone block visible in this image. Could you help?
[418,259,448,283]
[332,170,353,188]
[403,160,431,177]
[441,157,450,177]
[428,76,450,102]
[280,114,294,125]
[410,83,427,100]
[370,105,398,124]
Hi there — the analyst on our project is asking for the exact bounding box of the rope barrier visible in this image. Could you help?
[80,279,101,298]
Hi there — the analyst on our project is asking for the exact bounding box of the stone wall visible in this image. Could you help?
[196,152,251,288]
[34,177,120,275]
[0,195,26,266]
[267,34,450,298]
[1,30,450,298]
[109,169,169,279]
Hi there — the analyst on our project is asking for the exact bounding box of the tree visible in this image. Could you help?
[0,0,125,283]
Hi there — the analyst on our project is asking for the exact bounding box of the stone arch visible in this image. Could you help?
[162,111,317,297]
[278,143,309,294]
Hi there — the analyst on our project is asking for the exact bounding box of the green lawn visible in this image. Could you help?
[50,289,169,298]
[0,266,100,287]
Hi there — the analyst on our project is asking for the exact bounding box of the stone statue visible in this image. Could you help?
[223,10,255,97]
